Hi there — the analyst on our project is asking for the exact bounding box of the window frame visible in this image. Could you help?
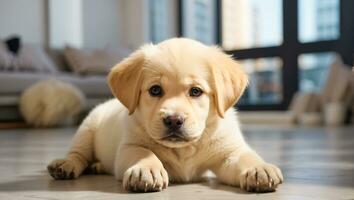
[178,0,354,110]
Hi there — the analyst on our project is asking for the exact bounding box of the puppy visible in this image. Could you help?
[47,38,283,193]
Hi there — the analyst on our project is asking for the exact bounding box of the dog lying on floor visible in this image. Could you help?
[47,38,283,193]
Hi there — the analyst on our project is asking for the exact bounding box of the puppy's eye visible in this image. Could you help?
[149,85,163,97]
[189,87,203,97]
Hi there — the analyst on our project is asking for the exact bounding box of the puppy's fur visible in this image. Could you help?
[48,38,283,193]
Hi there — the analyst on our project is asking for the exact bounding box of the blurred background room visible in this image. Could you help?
[0,0,353,126]
[0,0,353,199]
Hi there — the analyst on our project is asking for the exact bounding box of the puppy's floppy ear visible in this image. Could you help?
[209,47,248,118]
[108,50,145,115]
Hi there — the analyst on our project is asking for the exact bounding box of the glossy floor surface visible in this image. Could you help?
[0,125,353,200]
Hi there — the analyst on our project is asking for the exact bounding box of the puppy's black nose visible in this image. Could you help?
[163,115,184,130]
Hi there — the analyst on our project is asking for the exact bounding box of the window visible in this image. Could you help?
[299,52,336,92]
[222,0,283,50]
[179,0,353,110]
[239,57,283,105]
[49,0,83,48]
[149,0,176,43]
[298,0,340,43]
[181,0,217,44]
[149,0,169,43]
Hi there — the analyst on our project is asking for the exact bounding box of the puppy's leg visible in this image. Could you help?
[47,123,95,180]
[115,145,169,192]
[212,148,283,193]
[84,162,105,175]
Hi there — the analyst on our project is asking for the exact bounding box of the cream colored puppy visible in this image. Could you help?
[48,38,283,193]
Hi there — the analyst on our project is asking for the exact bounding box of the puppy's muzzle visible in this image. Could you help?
[162,115,188,142]
[163,115,184,130]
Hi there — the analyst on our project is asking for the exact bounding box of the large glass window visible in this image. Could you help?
[182,0,216,44]
[149,0,169,43]
[222,0,283,50]
[239,57,283,105]
[298,52,336,92]
[298,0,340,43]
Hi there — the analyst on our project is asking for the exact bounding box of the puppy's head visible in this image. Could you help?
[109,38,247,148]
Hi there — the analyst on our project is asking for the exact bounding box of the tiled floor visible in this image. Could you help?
[0,125,353,200]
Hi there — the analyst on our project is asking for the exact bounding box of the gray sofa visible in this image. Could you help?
[0,49,113,122]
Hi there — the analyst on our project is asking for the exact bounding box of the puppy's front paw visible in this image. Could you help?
[47,159,80,180]
[239,163,283,193]
[123,165,169,192]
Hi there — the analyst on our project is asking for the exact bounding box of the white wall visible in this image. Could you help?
[0,0,46,45]
[49,0,121,49]
[118,0,149,49]
[49,0,83,48]
[82,0,121,49]
[0,0,177,49]
[118,0,178,49]
[167,0,178,40]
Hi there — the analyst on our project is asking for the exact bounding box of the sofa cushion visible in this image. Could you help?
[0,72,112,97]
[46,48,71,72]
[64,45,115,75]
[59,74,112,97]
[12,44,58,73]
[0,43,59,73]
[64,45,131,75]
[0,41,14,69]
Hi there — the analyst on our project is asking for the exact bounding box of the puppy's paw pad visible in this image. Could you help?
[47,159,78,180]
[239,163,283,193]
[123,166,169,192]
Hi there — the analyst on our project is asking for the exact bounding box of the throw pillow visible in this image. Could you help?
[64,45,131,75]
[12,45,58,73]
[0,41,14,70]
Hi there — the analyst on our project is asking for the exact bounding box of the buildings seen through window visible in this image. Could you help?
[182,0,216,44]
[299,0,339,42]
